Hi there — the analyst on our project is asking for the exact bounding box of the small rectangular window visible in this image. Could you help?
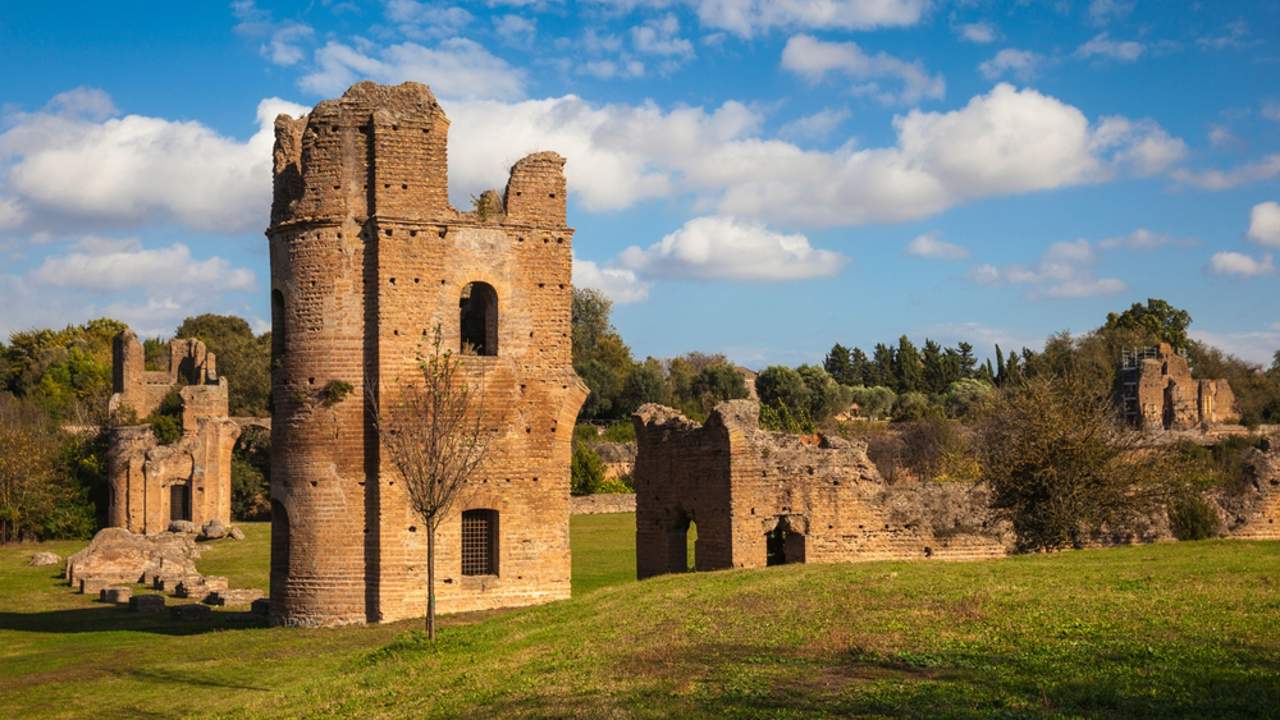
[461,509,498,576]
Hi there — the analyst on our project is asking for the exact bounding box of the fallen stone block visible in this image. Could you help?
[175,575,228,599]
[205,588,266,607]
[201,519,227,540]
[168,520,197,534]
[29,551,61,567]
[228,526,245,541]
[170,603,213,621]
[100,587,132,604]
[250,598,270,616]
[129,594,165,613]
[79,577,111,595]
[65,527,200,589]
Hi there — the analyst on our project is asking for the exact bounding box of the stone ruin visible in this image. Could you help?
[634,400,1014,579]
[634,400,1280,579]
[107,328,239,535]
[1118,342,1239,431]
[267,81,587,626]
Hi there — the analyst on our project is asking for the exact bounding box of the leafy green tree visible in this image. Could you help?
[618,359,668,415]
[689,363,747,412]
[756,365,811,428]
[571,442,606,496]
[849,347,872,387]
[871,343,896,390]
[823,343,857,386]
[955,342,977,379]
[1103,298,1191,351]
[571,288,636,420]
[848,385,896,419]
[174,314,271,417]
[796,365,852,422]
[944,378,995,418]
[895,336,924,393]
[921,339,948,394]
[0,396,96,542]
[892,391,932,422]
[3,318,124,421]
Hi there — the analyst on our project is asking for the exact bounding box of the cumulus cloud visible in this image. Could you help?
[44,87,119,121]
[443,83,1184,228]
[1190,326,1280,366]
[1248,201,1280,247]
[232,0,316,66]
[1209,251,1274,277]
[1087,0,1133,25]
[384,0,474,40]
[617,216,845,280]
[631,13,693,59]
[777,108,849,142]
[31,237,255,291]
[0,91,307,234]
[1098,228,1193,250]
[781,34,944,105]
[1171,154,1280,190]
[0,236,258,338]
[0,196,28,230]
[298,39,525,100]
[1090,116,1187,176]
[906,232,967,260]
[979,49,1041,81]
[693,0,928,37]
[572,257,651,303]
[971,239,1125,298]
[958,22,997,44]
[494,14,537,45]
[1076,33,1144,62]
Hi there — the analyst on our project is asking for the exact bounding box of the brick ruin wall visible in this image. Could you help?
[634,400,1014,579]
[635,400,1280,579]
[268,81,587,626]
[1122,343,1240,431]
[106,329,238,534]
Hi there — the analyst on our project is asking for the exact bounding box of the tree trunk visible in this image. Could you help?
[426,524,436,640]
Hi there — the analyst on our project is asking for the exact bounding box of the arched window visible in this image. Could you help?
[459,282,498,356]
[461,509,499,576]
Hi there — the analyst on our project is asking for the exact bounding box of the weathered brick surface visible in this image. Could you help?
[1119,343,1240,431]
[106,330,238,534]
[570,494,636,515]
[634,400,1016,579]
[268,82,587,626]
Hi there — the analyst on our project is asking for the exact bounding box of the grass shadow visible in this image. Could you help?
[0,606,266,635]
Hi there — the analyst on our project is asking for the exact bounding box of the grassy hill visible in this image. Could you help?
[1,516,1277,718]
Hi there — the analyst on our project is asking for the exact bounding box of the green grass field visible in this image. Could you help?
[1,515,1276,719]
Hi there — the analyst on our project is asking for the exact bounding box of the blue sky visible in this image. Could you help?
[1,1,1278,367]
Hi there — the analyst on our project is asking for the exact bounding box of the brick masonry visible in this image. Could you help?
[267,82,588,626]
[106,329,237,534]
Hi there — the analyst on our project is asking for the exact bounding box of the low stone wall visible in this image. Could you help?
[570,493,636,515]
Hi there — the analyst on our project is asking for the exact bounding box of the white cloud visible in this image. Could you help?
[299,39,525,100]
[1087,0,1133,25]
[384,0,474,40]
[0,196,28,230]
[923,321,1042,356]
[0,236,258,338]
[631,14,693,58]
[494,14,537,45]
[577,59,647,79]
[1191,327,1280,366]
[1098,228,1192,250]
[572,257,651,303]
[44,87,119,121]
[1207,125,1238,148]
[777,108,849,142]
[693,0,928,38]
[31,238,255,291]
[1090,116,1187,176]
[1247,201,1280,247]
[971,239,1125,298]
[958,22,997,44]
[781,34,944,105]
[1197,19,1255,51]
[1263,101,1280,122]
[0,92,307,234]
[979,49,1041,81]
[617,216,846,280]
[1076,33,1144,62]
[906,232,967,260]
[444,83,1182,228]
[1209,251,1274,277]
[1172,154,1280,190]
[232,1,316,66]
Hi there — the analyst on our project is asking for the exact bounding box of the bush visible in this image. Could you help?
[571,442,606,496]
[1168,495,1222,541]
[0,396,97,542]
[601,420,636,443]
[144,389,184,444]
[756,366,810,416]
[891,391,932,422]
[759,403,814,434]
[944,378,995,418]
[849,385,896,419]
[978,376,1172,551]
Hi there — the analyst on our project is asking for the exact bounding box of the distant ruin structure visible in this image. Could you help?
[107,329,238,534]
[267,81,587,626]
[633,400,1013,579]
[1118,342,1239,431]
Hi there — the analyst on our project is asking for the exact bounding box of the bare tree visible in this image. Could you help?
[369,326,490,638]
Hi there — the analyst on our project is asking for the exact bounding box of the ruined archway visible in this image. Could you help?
[459,282,498,356]
[766,517,805,566]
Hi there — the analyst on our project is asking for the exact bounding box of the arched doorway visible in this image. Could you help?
[459,282,498,355]
[766,518,805,566]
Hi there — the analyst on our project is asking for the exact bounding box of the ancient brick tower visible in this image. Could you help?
[267,82,587,626]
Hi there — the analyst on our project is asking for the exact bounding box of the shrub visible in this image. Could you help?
[144,389,184,445]
[978,376,1172,551]
[571,442,606,496]
[601,420,636,443]
[891,391,932,422]
[756,366,810,416]
[318,380,353,407]
[849,385,896,420]
[944,378,995,418]
[1168,495,1222,541]
[759,403,814,434]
